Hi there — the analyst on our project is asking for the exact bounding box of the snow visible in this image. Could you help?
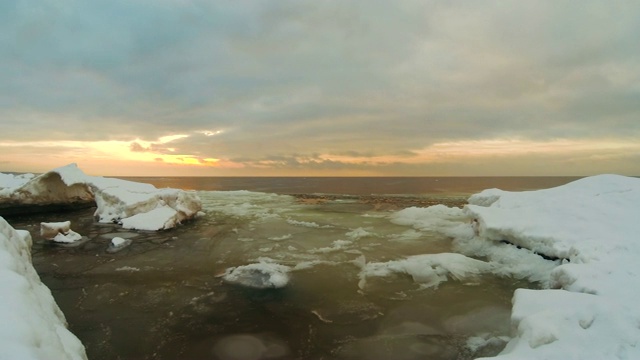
[40,221,83,243]
[111,237,127,247]
[395,174,640,359]
[357,253,491,290]
[3,166,638,359]
[223,260,292,289]
[0,163,202,231]
[0,217,86,360]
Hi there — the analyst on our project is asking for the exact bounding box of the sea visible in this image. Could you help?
[7,177,581,360]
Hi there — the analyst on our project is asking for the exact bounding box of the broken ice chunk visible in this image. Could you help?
[107,236,132,253]
[40,221,83,243]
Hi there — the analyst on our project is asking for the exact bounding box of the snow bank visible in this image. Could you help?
[0,217,87,360]
[0,164,201,231]
[390,175,640,358]
[463,175,640,359]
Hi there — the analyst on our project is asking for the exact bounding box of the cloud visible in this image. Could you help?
[1,1,639,175]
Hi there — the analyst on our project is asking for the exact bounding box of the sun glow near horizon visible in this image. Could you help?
[2,135,638,177]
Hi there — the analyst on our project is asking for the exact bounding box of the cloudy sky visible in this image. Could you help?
[1,1,639,176]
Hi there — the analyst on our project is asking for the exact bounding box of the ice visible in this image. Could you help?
[0,217,87,360]
[107,237,133,253]
[393,174,640,359]
[358,253,491,290]
[0,163,201,231]
[40,221,83,243]
[0,172,34,192]
[223,260,292,289]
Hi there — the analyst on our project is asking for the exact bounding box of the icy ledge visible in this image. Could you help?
[0,217,87,359]
[464,175,640,359]
[0,164,201,231]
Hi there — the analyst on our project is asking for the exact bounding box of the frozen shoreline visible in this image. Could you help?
[394,174,640,359]
[1,167,638,359]
[0,163,202,231]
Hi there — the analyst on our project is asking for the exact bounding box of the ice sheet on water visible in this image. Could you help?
[357,253,491,290]
[198,190,294,220]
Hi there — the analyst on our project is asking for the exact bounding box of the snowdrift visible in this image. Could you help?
[0,217,87,360]
[465,175,640,359]
[0,164,201,231]
[391,174,640,359]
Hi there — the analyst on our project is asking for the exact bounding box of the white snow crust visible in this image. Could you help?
[0,217,87,360]
[0,164,202,231]
[395,174,640,359]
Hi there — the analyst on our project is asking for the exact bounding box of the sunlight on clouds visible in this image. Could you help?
[319,138,640,166]
[200,130,224,136]
[415,138,640,160]
[0,135,222,173]
[157,134,189,143]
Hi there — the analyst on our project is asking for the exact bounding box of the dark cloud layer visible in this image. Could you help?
[1,1,639,175]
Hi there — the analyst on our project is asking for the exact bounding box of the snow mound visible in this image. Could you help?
[0,164,201,231]
[357,253,490,290]
[0,217,87,360]
[463,174,640,359]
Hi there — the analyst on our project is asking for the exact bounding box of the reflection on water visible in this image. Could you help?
[8,192,529,359]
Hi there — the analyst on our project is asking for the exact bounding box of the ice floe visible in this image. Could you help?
[223,260,292,289]
[39,221,83,243]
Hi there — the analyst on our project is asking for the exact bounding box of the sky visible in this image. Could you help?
[1,0,639,177]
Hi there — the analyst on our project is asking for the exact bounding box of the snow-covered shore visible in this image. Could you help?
[0,217,87,360]
[0,164,202,231]
[468,174,640,359]
[2,168,637,358]
[394,174,640,359]
[0,164,203,359]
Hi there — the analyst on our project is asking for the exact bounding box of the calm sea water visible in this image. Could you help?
[12,177,579,360]
[119,176,583,195]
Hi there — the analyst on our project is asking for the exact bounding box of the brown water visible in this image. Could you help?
[6,177,569,360]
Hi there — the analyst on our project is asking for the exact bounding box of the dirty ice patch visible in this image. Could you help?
[223,261,292,289]
[357,253,490,290]
[0,217,87,360]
